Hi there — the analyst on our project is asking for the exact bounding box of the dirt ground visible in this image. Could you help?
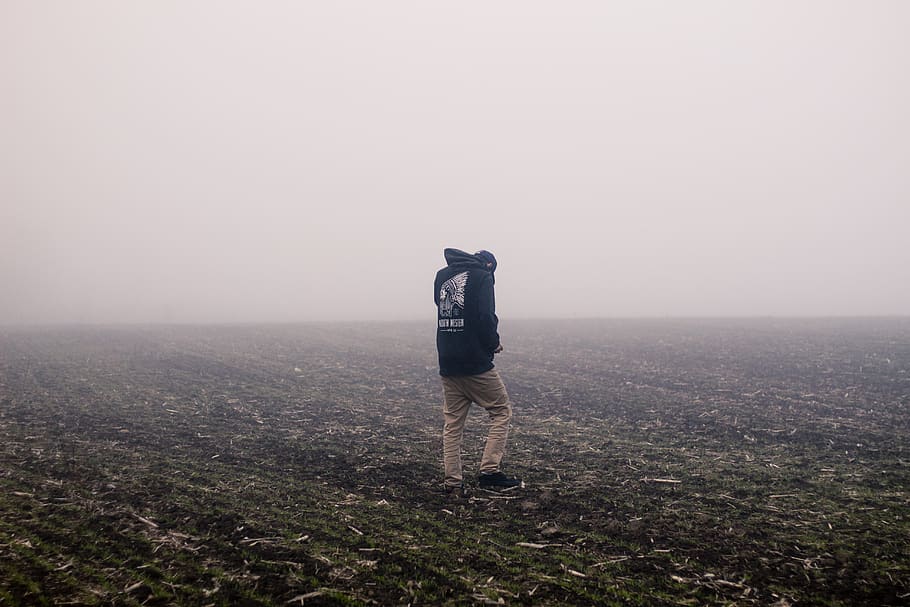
[1,319,908,606]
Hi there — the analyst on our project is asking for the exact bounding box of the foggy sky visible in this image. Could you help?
[2,1,908,324]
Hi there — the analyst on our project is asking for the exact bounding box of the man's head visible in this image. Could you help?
[474,250,497,273]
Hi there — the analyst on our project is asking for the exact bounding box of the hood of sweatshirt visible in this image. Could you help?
[445,247,498,270]
[443,248,486,269]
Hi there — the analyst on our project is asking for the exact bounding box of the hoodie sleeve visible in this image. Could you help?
[476,273,500,353]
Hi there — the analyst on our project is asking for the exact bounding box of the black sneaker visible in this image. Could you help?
[445,484,468,498]
[478,471,522,490]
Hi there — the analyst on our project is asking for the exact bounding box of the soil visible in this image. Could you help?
[0,319,908,606]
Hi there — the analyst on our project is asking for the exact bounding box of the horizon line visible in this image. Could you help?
[2,314,909,329]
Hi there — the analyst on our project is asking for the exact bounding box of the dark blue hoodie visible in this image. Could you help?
[434,248,501,376]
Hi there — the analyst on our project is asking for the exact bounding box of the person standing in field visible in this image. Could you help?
[434,248,521,494]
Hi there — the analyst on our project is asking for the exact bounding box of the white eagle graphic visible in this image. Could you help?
[439,271,469,317]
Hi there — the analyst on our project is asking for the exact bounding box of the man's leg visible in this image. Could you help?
[465,369,512,475]
[441,376,472,488]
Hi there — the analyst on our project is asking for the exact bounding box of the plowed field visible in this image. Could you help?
[1,319,908,605]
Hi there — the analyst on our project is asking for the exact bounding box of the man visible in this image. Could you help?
[434,248,521,494]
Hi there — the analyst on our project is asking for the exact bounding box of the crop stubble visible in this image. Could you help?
[0,319,907,605]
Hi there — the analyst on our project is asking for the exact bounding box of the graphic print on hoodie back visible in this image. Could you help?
[438,271,468,330]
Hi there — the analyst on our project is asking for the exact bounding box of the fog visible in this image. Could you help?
[2,1,908,324]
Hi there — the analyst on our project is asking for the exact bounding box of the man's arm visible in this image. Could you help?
[476,274,501,354]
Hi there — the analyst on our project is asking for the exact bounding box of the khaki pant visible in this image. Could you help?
[441,368,512,487]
